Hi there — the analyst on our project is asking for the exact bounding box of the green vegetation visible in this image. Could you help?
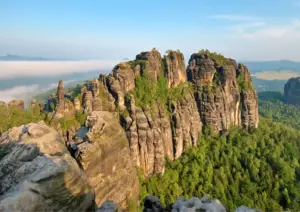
[75,112,88,126]
[237,65,254,92]
[71,84,83,100]
[258,91,300,130]
[129,60,148,70]
[59,118,77,130]
[133,72,192,110]
[140,118,300,211]
[198,49,229,66]
[0,105,45,134]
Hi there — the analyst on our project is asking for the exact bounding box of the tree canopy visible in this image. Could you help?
[140,118,300,211]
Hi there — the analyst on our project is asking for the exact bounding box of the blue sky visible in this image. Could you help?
[1,0,300,61]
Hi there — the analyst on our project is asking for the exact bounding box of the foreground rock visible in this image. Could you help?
[0,121,95,212]
[74,111,139,208]
[97,195,260,212]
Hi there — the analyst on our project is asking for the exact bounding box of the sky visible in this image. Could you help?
[1,0,300,61]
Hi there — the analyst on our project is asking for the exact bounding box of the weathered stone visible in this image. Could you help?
[143,196,165,212]
[187,53,216,85]
[171,91,202,159]
[96,201,121,212]
[172,195,226,212]
[92,97,102,112]
[54,80,65,119]
[74,97,81,112]
[164,50,187,88]
[76,111,139,208]
[136,48,163,81]
[0,121,95,212]
[83,91,93,114]
[188,52,258,133]
[87,80,100,97]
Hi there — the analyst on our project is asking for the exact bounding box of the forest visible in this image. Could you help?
[139,92,300,211]
[140,118,300,211]
[258,91,300,130]
[1,89,300,211]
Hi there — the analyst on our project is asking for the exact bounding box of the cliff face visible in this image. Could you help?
[107,50,258,176]
[72,111,139,208]
[48,49,258,178]
[164,50,187,88]
[284,77,300,105]
[40,49,258,207]
[188,53,258,132]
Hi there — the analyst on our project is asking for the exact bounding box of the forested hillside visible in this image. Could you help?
[258,91,300,130]
[140,118,300,211]
[140,91,300,211]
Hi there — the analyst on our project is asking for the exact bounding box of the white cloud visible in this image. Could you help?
[232,19,300,39]
[228,22,266,34]
[223,19,300,61]
[0,85,39,103]
[209,14,258,21]
[0,60,118,79]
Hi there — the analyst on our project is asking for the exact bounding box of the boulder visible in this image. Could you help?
[0,121,95,212]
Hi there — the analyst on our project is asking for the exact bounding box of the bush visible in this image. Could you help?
[0,105,45,134]
[75,112,88,126]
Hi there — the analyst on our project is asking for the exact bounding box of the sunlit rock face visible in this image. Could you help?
[102,49,259,176]
[75,111,139,208]
[0,121,95,212]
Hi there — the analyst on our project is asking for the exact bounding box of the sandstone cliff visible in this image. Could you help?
[284,77,300,105]
[46,49,258,178]
[72,111,139,208]
[0,121,95,212]
[104,49,258,176]
[38,49,259,208]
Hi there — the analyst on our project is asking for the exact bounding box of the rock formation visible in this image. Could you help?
[103,49,258,175]
[0,121,95,212]
[284,77,300,105]
[2,48,258,209]
[45,49,258,177]
[188,52,258,132]
[73,111,139,208]
[164,50,187,88]
[141,195,260,212]
[54,80,65,119]
[7,100,24,109]
[74,97,81,111]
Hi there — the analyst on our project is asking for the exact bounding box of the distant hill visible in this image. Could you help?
[0,54,65,61]
[242,60,300,73]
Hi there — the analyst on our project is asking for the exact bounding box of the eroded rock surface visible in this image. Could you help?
[0,121,95,212]
[164,50,187,88]
[41,49,258,178]
[74,111,139,208]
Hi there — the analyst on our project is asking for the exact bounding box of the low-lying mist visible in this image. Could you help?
[0,60,116,103]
